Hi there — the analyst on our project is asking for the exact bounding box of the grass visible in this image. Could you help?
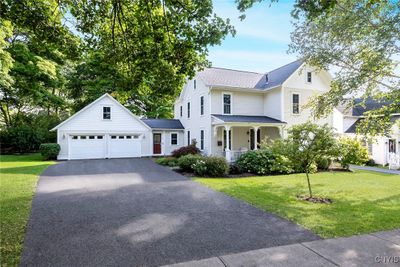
[0,154,54,267]
[195,170,400,238]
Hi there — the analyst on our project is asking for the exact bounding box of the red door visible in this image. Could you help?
[153,133,162,154]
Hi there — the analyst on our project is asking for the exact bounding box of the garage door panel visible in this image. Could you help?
[109,135,141,158]
[70,135,106,160]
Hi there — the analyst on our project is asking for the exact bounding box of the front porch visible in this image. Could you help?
[211,123,285,162]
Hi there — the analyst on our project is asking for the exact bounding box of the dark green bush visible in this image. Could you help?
[155,157,178,167]
[39,143,60,160]
[177,154,204,172]
[316,157,331,170]
[192,156,229,177]
[236,149,294,175]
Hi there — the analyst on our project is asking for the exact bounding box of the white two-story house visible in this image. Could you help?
[174,59,335,161]
[52,59,337,161]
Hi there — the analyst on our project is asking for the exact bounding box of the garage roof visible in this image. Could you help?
[141,119,184,130]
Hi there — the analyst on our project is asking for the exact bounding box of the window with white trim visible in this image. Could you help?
[103,106,111,119]
[200,130,204,150]
[223,93,231,114]
[180,105,183,117]
[307,72,312,83]
[194,79,197,89]
[187,131,191,145]
[292,93,300,114]
[187,102,191,118]
[200,96,204,115]
[171,133,178,145]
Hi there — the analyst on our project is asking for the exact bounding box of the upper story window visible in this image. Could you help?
[194,79,197,89]
[307,71,312,83]
[292,93,300,114]
[103,106,111,120]
[223,93,231,115]
[200,130,204,150]
[187,130,191,145]
[171,133,178,145]
[187,102,191,118]
[200,96,204,115]
[180,105,183,117]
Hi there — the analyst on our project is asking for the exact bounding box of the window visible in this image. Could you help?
[307,72,312,83]
[180,106,183,117]
[103,106,111,120]
[194,79,197,89]
[72,136,78,140]
[111,135,117,139]
[126,136,132,139]
[200,130,204,150]
[89,136,95,139]
[97,136,103,139]
[171,133,178,145]
[223,93,231,114]
[292,93,300,114]
[187,102,191,118]
[81,136,87,139]
[118,136,124,139]
[200,96,204,115]
[187,131,191,145]
[133,135,139,139]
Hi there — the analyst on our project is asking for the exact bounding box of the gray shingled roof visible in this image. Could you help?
[352,98,395,116]
[197,59,304,90]
[212,114,285,124]
[345,115,399,133]
[141,119,184,129]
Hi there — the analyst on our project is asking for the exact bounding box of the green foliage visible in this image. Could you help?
[155,157,178,167]
[338,138,370,168]
[177,154,204,172]
[236,149,294,175]
[316,157,331,170]
[192,157,229,177]
[285,122,338,197]
[39,143,60,160]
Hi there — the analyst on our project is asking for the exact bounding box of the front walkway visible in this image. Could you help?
[350,164,400,175]
[165,229,400,267]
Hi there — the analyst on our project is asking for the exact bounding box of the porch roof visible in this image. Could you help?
[212,114,286,124]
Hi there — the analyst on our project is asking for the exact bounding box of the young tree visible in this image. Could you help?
[286,122,337,198]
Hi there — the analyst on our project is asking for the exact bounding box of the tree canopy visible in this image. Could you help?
[237,0,400,136]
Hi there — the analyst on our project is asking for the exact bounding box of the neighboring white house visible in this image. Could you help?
[174,59,339,161]
[338,98,400,166]
[53,59,342,161]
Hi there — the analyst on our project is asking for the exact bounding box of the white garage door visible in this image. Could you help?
[70,135,106,160]
[69,134,142,160]
[108,135,141,158]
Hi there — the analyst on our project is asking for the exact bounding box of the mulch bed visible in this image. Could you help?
[297,195,333,204]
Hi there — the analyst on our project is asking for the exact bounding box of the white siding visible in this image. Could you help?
[210,89,264,116]
[264,88,282,120]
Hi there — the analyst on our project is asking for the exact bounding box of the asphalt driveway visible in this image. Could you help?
[21,158,320,266]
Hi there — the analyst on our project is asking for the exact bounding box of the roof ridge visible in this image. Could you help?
[208,67,263,75]
[267,59,303,74]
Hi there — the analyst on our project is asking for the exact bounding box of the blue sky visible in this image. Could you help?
[209,0,297,73]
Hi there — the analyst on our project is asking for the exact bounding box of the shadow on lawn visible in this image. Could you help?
[216,181,400,238]
[0,165,54,175]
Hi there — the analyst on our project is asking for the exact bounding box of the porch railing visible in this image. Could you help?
[223,149,248,162]
[388,152,400,170]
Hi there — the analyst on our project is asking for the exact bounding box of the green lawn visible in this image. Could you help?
[195,171,400,238]
[0,154,54,267]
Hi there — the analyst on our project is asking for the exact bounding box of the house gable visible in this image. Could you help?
[52,94,151,132]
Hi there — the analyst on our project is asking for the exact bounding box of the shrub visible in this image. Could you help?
[236,149,292,175]
[192,157,229,177]
[365,158,376,166]
[316,157,331,170]
[177,154,204,172]
[338,138,369,168]
[39,143,60,160]
[155,157,178,167]
[229,164,242,175]
[171,144,200,158]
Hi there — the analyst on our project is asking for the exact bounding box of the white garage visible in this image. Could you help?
[52,94,153,160]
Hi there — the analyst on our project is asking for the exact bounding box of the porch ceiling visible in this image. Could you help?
[212,114,286,125]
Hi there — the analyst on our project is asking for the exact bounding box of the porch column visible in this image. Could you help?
[253,126,259,150]
[225,125,231,162]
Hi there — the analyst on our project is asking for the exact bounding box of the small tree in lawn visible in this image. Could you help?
[287,122,338,199]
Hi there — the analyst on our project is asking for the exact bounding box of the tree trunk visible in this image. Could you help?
[305,171,313,198]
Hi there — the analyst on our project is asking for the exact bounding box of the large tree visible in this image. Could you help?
[237,0,400,136]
